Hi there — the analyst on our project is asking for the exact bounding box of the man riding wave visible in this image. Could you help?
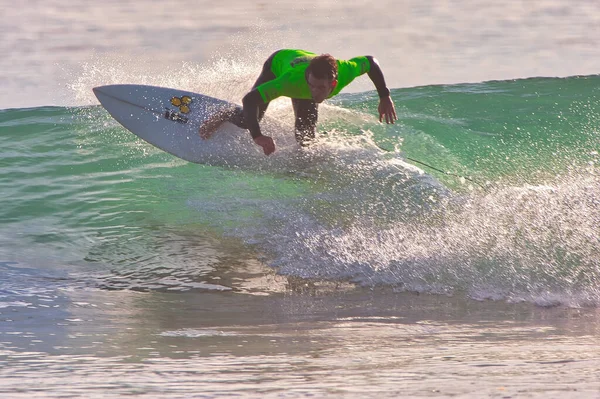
[200,49,397,155]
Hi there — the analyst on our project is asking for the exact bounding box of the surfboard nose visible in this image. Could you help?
[93,85,120,104]
[92,86,105,102]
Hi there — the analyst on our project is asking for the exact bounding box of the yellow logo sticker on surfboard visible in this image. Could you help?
[170,96,193,114]
[165,95,193,123]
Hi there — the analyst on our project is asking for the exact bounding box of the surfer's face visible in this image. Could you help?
[307,73,336,103]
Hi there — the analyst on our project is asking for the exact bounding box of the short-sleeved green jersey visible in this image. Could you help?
[256,49,371,103]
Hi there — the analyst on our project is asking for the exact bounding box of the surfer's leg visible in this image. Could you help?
[292,98,318,146]
[251,51,278,90]
[226,102,269,130]
[226,51,278,130]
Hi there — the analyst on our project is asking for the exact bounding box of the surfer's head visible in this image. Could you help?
[306,54,338,103]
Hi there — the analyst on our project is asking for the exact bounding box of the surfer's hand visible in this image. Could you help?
[254,135,275,155]
[378,96,397,124]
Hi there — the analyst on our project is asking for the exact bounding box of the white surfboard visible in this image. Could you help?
[92,84,296,166]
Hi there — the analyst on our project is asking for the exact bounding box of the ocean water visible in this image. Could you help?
[2,0,600,398]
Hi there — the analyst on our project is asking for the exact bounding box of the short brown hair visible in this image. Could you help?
[306,54,338,81]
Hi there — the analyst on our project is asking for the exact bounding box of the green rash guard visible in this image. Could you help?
[256,49,371,103]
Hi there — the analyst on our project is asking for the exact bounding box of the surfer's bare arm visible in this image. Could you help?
[243,90,275,155]
[366,56,397,124]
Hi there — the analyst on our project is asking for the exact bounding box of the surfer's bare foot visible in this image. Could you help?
[199,113,227,139]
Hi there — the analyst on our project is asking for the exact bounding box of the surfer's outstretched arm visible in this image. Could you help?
[365,56,397,124]
[242,90,275,155]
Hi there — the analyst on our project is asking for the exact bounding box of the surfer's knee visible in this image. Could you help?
[227,106,247,129]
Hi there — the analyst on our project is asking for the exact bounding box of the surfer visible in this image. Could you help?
[199,49,397,155]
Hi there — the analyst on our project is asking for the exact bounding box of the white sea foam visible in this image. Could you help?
[254,170,600,307]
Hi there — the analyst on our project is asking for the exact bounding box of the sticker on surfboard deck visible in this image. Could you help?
[165,95,193,124]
